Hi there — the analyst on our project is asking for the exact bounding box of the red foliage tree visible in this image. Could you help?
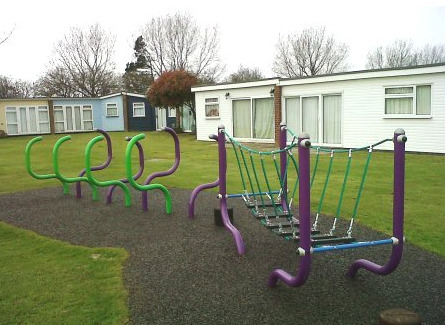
[147,70,198,128]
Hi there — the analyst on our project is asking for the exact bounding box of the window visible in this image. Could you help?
[205,97,219,118]
[5,107,18,135]
[232,97,274,139]
[133,102,145,117]
[169,107,176,117]
[38,106,50,133]
[83,106,94,130]
[285,94,342,145]
[5,105,50,135]
[54,105,93,133]
[384,85,431,116]
[106,103,118,117]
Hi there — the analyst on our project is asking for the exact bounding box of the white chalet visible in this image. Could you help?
[192,64,445,153]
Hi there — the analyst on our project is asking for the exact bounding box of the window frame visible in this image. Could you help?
[231,96,275,141]
[53,104,94,133]
[205,97,220,119]
[383,84,432,119]
[133,102,146,117]
[284,92,343,147]
[106,102,119,117]
[5,105,50,135]
[168,107,176,118]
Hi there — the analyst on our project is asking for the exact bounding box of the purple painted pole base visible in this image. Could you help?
[346,243,403,278]
[268,254,311,288]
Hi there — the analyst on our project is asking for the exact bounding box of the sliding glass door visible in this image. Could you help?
[285,94,342,145]
[232,98,274,140]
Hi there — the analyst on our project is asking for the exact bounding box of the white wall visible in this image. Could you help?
[193,66,445,153]
[195,85,276,141]
[282,71,445,153]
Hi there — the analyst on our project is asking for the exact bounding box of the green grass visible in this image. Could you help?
[0,130,445,323]
[0,221,128,325]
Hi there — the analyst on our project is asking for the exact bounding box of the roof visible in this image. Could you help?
[192,63,445,92]
[0,92,148,101]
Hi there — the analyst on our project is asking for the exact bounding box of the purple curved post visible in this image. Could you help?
[188,178,220,218]
[141,127,180,211]
[268,133,312,287]
[76,129,112,198]
[346,129,406,278]
[217,126,245,255]
[106,139,145,204]
[188,133,219,218]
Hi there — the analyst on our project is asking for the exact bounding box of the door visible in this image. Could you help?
[156,108,167,130]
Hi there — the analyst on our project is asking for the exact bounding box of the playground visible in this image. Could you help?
[0,127,445,324]
[0,186,444,324]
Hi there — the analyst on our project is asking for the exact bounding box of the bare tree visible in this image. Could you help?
[416,44,445,65]
[34,67,76,97]
[140,12,224,81]
[385,40,416,68]
[366,40,445,69]
[224,65,264,83]
[0,75,33,98]
[273,26,349,78]
[366,47,385,70]
[42,23,120,97]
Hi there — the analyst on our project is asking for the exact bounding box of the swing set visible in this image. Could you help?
[189,123,407,287]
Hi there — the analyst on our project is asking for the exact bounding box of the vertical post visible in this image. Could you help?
[279,122,288,210]
[268,133,312,287]
[217,125,245,255]
[347,129,406,278]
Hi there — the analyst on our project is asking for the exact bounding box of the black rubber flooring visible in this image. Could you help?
[0,186,444,324]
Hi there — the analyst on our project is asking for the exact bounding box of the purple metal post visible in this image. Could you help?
[141,127,180,212]
[217,125,245,255]
[106,139,145,204]
[346,128,406,278]
[279,122,288,210]
[76,129,113,198]
[188,134,219,218]
[268,133,312,287]
[188,127,245,255]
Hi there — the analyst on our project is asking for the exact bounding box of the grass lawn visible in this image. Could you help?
[0,130,445,323]
[0,222,128,324]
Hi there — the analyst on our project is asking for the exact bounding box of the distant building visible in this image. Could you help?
[192,64,445,153]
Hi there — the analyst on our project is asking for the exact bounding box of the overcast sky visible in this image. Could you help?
[0,0,445,82]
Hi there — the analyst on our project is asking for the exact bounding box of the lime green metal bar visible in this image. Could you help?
[53,135,99,200]
[83,135,127,204]
[125,134,172,214]
[25,136,70,194]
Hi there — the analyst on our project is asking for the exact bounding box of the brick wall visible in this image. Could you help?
[274,85,282,145]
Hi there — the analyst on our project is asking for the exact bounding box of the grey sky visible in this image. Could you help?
[0,0,445,81]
